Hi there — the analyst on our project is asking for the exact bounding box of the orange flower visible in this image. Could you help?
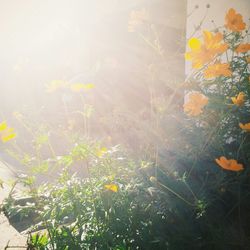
[231,92,245,106]
[235,43,250,53]
[183,92,208,116]
[204,63,232,79]
[239,122,250,132]
[215,156,243,171]
[185,31,228,69]
[225,8,246,32]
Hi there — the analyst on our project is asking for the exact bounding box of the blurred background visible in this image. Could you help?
[0,0,186,159]
[0,0,186,111]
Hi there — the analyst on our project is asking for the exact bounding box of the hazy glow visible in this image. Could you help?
[0,1,186,151]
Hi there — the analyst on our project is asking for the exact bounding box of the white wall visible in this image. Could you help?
[187,0,250,38]
[186,0,250,74]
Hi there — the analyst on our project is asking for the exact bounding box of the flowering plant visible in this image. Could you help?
[1,5,250,249]
[184,8,250,172]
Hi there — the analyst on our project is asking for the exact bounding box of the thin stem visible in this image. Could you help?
[157,181,195,207]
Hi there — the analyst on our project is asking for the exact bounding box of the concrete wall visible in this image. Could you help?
[187,0,250,38]
[186,0,250,74]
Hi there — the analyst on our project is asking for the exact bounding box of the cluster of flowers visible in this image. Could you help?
[0,121,16,143]
[184,8,249,172]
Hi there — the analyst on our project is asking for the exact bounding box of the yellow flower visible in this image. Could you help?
[239,122,250,132]
[231,92,245,106]
[185,31,228,69]
[225,8,246,32]
[0,121,7,131]
[46,80,68,93]
[0,121,16,143]
[70,83,95,92]
[128,8,148,32]
[235,43,250,53]
[215,156,243,171]
[183,92,208,116]
[204,63,232,79]
[95,147,108,158]
[246,56,250,63]
[104,184,118,192]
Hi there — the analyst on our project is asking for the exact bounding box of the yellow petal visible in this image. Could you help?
[104,184,118,192]
[231,97,236,103]
[0,121,7,131]
[70,83,95,92]
[84,83,95,89]
[188,38,201,50]
[185,52,192,60]
[2,132,16,143]
[96,147,108,158]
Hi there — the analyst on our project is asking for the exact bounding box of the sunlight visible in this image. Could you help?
[0,1,249,249]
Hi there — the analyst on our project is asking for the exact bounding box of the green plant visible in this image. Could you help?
[1,5,250,250]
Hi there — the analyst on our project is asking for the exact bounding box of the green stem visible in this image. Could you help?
[157,181,195,207]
